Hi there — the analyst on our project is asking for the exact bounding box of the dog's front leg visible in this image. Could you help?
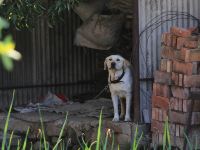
[120,98,125,119]
[111,94,119,122]
[125,94,132,122]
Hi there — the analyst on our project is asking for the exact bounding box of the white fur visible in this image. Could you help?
[104,55,133,122]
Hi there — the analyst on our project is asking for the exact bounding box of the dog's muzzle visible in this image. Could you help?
[111,62,116,69]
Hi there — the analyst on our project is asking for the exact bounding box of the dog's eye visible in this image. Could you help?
[116,59,120,61]
[109,58,112,61]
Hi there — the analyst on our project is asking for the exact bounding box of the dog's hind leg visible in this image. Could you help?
[120,98,125,120]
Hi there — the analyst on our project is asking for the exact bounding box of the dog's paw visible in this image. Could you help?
[124,117,131,122]
[112,117,119,122]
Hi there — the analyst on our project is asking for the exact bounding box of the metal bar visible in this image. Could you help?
[132,0,140,123]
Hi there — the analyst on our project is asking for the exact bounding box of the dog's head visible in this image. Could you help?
[104,55,130,70]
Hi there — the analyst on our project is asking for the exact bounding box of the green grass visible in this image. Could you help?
[1,92,199,150]
[1,90,15,150]
[162,117,171,150]
[132,125,143,150]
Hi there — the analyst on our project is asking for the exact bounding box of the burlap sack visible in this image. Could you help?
[73,0,106,21]
[74,13,125,50]
[107,0,133,14]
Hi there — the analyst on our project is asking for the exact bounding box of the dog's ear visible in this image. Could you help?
[104,59,107,70]
[123,59,131,69]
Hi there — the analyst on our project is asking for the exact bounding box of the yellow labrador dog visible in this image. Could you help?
[104,55,133,122]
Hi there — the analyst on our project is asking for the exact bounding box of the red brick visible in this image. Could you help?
[161,46,181,60]
[169,111,188,124]
[174,97,179,110]
[182,99,187,112]
[183,99,200,112]
[151,120,164,133]
[176,124,180,136]
[190,88,200,99]
[151,120,178,135]
[170,26,192,37]
[152,107,168,122]
[170,97,175,110]
[176,37,187,49]
[169,111,200,125]
[171,87,200,102]
[161,32,173,46]
[191,112,200,125]
[167,60,173,72]
[163,110,168,122]
[181,48,200,62]
[170,97,184,112]
[171,136,184,149]
[158,109,162,121]
[178,98,183,111]
[176,36,198,49]
[173,60,197,75]
[170,97,180,111]
[171,86,190,99]
[153,83,171,98]
[172,35,178,48]
[171,72,184,87]
[171,72,179,85]
[160,59,167,72]
[184,75,200,87]
[178,74,183,87]
[170,123,176,135]
[152,133,158,145]
[152,95,170,110]
[152,108,156,120]
[154,70,171,85]
[153,131,185,149]
[161,32,167,43]
[152,108,160,120]
[158,134,163,144]
[184,40,199,49]
[160,59,173,72]
[179,125,185,137]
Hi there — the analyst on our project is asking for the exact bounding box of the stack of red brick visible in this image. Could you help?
[151,26,200,149]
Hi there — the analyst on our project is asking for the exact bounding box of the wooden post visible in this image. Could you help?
[132,0,140,123]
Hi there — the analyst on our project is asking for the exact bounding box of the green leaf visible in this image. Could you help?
[95,109,103,150]
[52,113,68,150]
[1,55,13,71]
[183,132,193,150]
[39,108,49,150]
[22,128,30,150]
[0,0,3,5]
[7,131,14,150]
[0,17,9,30]
[3,35,13,43]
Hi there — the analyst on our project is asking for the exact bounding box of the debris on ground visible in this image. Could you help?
[14,91,69,113]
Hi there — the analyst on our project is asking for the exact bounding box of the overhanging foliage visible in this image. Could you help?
[0,0,83,30]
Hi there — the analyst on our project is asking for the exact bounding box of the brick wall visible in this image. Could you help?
[151,26,200,149]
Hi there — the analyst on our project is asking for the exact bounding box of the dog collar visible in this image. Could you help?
[109,69,125,84]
